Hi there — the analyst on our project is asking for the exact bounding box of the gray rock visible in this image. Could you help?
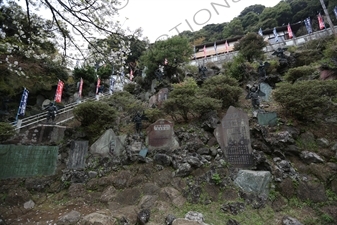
[154,154,172,166]
[88,171,98,178]
[185,156,203,168]
[281,216,303,225]
[23,200,35,209]
[331,142,337,151]
[220,202,245,215]
[234,170,271,196]
[316,138,329,147]
[57,210,81,225]
[174,163,192,177]
[165,214,176,225]
[300,151,324,164]
[81,210,116,225]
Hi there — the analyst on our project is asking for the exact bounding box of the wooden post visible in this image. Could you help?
[319,0,336,36]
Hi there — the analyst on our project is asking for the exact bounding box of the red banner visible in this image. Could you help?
[287,23,293,39]
[318,14,325,30]
[225,41,229,53]
[78,78,83,97]
[130,69,134,81]
[96,78,100,94]
[54,80,64,103]
[203,45,206,58]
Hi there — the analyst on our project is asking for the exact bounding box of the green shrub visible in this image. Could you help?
[183,64,198,75]
[273,80,337,120]
[284,65,318,83]
[199,75,242,109]
[162,77,221,122]
[144,108,165,123]
[0,122,15,142]
[107,91,144,114]
[73,101,117,142]
[224,55,255,82]
[292,49,322,67]
[123,83,137,94]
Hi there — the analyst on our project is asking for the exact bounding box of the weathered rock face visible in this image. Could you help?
[90,129,126,157]
[1,109,337,225]
[233,170,272,197]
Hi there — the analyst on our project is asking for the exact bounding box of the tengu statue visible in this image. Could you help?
[245,84,265,109]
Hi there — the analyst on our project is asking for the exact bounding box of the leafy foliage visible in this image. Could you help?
[223,18,244,39]
[200,75,242,109]
[163,78,221,122]
[234,32,266,62]
[284,65,318,83]
[140,36,193,87]
[273,80,337,120]
[0,122,15,142]
[223,55,255,82]
[73,101,117,142]
[107,91,144,115]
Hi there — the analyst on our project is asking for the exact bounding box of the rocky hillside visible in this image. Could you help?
[0,89,337,225]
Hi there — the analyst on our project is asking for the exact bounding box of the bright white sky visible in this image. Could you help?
[116,0,282,42]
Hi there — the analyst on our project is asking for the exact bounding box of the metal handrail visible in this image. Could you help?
[12,93,110,130]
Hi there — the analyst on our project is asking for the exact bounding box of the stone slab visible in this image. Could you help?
[67,141,89,169]
[215,106,253,168]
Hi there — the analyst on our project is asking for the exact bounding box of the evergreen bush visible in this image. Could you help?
[273,80,337,120]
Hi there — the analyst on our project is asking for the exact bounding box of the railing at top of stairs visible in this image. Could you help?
[11,93,111,131]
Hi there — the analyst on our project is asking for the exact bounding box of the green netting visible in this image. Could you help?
[257,112,278,126]
[0,145,58,179]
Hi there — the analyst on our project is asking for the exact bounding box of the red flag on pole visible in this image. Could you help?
[78,78,83,97]
[225,41,229,53]
[318,13,325,30]
[130,69,134,81]
[54,80,64,103]
[203,45,206,58]
[287,23,293,39]
[96,78,101,94]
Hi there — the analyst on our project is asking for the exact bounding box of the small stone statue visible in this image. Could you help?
[245,84,265,109]
[45,102,57,123]
[257,61,270,79]
[132,111,148,133]
[198,65,207,79]
[136,208,150,225]
[272,47,287,59]
[155,65,164,82]
[272,47,288,65]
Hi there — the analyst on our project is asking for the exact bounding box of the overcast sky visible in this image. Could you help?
[116,0,282,42]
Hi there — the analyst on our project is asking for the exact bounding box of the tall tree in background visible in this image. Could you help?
[4,0,143,66]
[234,32,266,63]
[223,18,244,39]
[140,36,193,87]
[238,4,265,18]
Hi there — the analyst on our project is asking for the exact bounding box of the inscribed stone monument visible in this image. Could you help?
[67,141,89,169]
[215,106,253,168]
[90,129,125,157]
[0,145,58,179]
[259,82,272,102]
[146,119,179,151]
[257,112,278,126]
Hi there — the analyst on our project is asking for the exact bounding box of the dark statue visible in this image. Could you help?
[198,65,207,79]
[245,84,265,109]
[155,65,164,82]
[45,102,57,123]
[257,61,270,79]
[272,47,289,66]
[272,47,287,58]
[132,111,148,133]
